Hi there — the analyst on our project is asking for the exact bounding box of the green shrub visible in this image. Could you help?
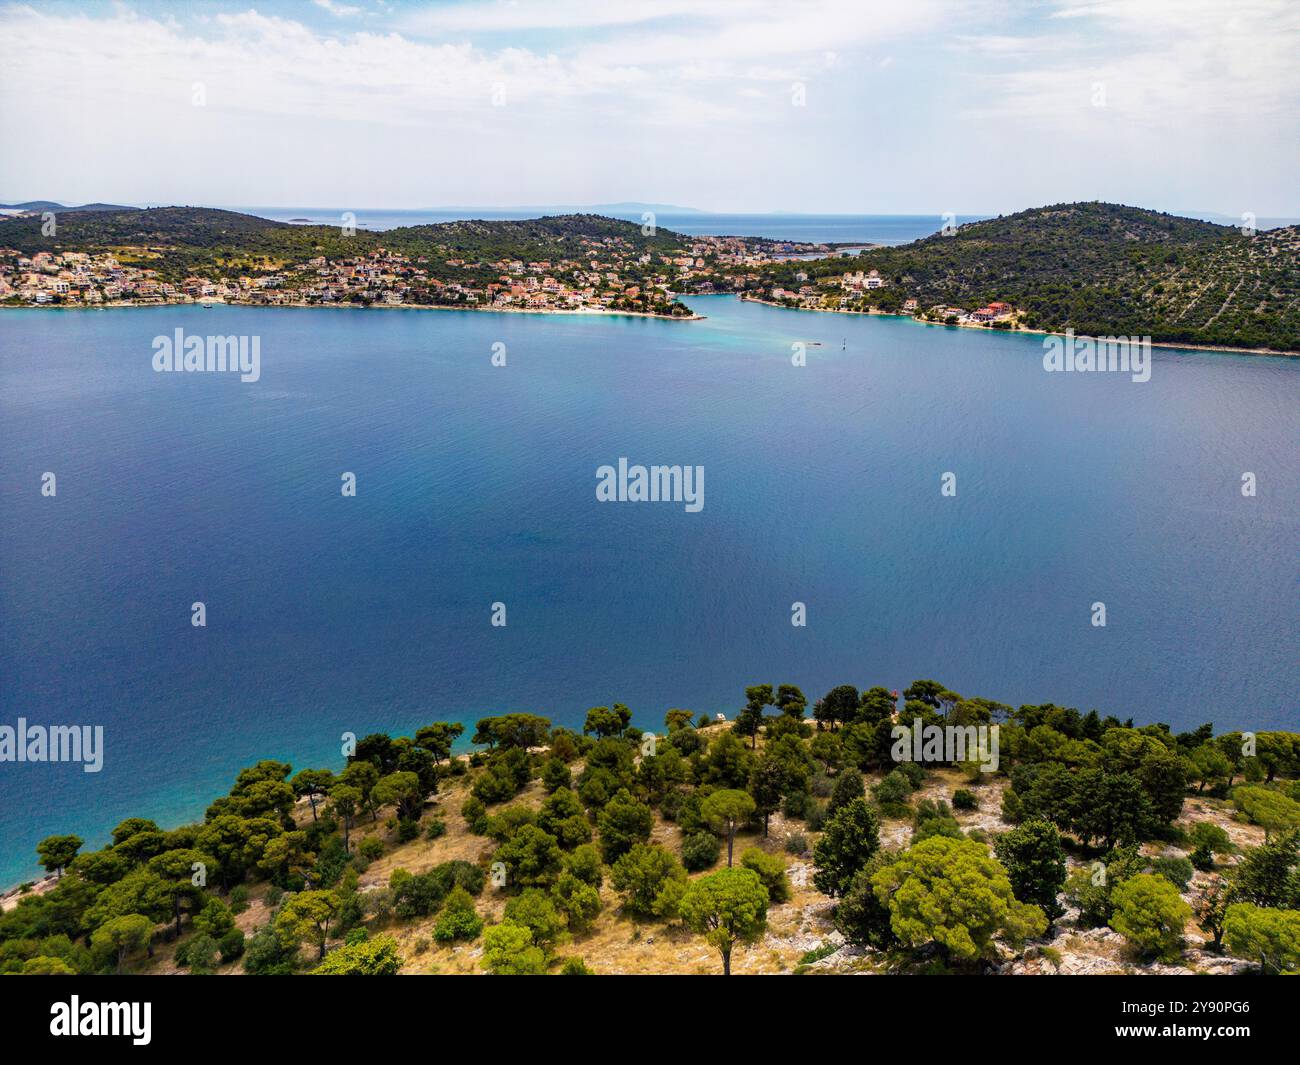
[1223,903,1300,974]
[542,757,572,793]
[872,770,912,816]
[389,868,446,918]
[503,890,566,948]
[218,929,245,963]
[486,804,538,842]
[952,789,978,810]
[681,831,721,872]
[482,921,546,975]
[782,790,812,819]
[312,934,402,975]
[797,942,838,965]
[242,926,295,975]
[827,769,864,814]
[1109,873,1192,961]
[740,847,790,903]
[564,844,603,888]
[1233,786,1300,834]
[433,886,484,943]
[183,934,219,975]
[461,795,489,834]
[1151,856,1195,890]
[550,872,602,932]
[431,859,487,897]
[1187,822,1232,859]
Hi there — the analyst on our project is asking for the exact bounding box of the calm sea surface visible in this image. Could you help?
[1,297,1296,885]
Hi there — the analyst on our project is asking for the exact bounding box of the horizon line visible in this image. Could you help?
[4,200,1299,224]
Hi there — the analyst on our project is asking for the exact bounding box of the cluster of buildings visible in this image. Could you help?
[273,237,702,315]
[0,235,1018,327]
[752,267,889,311]
[0,232,751,317]
[928,300,1016,324]
[0,249,172,305]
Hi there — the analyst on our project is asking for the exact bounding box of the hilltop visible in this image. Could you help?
[745,202,1300,351]
[0,206,686,273]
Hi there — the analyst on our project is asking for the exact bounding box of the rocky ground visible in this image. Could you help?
[77,732,1264,977]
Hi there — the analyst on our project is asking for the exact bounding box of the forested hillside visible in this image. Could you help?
[757,203,1300,350]
[0,207,685,281]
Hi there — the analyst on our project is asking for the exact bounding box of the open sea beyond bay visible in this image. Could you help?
[230,208,988,245]
[1,296,1297,886]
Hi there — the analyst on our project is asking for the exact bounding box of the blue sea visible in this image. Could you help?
[1,297,1297,886]
[230,207,986,245]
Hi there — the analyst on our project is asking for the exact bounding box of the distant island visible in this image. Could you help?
[0,200,134,214]
[1,202,1296,350]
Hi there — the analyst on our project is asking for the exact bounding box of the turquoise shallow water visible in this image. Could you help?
[0,296,1296,885]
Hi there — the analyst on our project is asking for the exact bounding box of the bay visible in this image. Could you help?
[0,296,1296,886]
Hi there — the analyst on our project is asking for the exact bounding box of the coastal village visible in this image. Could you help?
[742,266,1018,326]
[0,229,830,318]
[0,242,696,317]
[0,222,1019,329]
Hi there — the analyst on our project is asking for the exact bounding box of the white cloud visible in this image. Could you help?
[965,0,1299,125]
[0,1,1292,213]
[313,0,363,18]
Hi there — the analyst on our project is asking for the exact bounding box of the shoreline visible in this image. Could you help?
[736,295,1297,358]
[0,298,704,322]
[0,745,488,901]
[4,294,1289,354]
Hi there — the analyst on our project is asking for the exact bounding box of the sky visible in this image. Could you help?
[0,0,1296,215]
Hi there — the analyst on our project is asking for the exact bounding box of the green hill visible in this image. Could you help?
[0,206,686,281]
[760,202,1300,351]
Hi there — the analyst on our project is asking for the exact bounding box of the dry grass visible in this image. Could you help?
[104,728,1275,977]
